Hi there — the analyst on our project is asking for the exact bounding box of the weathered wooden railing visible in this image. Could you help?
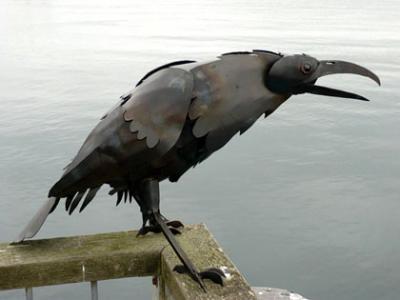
[0,224,308,300]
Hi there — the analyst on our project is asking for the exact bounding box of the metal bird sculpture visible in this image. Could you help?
[15,50,380,290]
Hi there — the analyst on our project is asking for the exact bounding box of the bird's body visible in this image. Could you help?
[49,50,287,210]
[15,49,380,289]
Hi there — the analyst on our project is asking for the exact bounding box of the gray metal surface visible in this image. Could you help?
[123,67,194,151]
[186,52,288,152]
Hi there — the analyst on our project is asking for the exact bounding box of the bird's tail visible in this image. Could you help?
[12,197,57,244]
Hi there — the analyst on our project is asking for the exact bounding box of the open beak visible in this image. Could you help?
[300,60,381,101]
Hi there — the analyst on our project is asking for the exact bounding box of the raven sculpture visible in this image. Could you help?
[15,50,380,289]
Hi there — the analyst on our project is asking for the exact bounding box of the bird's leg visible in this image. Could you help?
[137,213,182,236]
[137,178,225,291]
[136,213,160,235]
[134,190,182,236]
[136,206,182,236]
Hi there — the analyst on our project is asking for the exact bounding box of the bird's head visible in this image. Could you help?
[265,54,380,101]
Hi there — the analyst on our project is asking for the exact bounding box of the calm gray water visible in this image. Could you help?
[1,0,399,299]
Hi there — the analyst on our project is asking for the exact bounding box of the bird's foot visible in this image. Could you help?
[158,214,185,229]
[165,219,184,229]
[174,265,226,287]
[136,224,181,236]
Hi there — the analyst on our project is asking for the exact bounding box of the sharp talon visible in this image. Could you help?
[173,264,187,274]
[136,227,148,237]
[169,226,182,235]
[199,268,225,286]
[166,220,184,228]
[202,267,226,278]
[173,265,223,288]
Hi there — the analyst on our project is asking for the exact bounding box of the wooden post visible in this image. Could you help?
[0,224,256,300]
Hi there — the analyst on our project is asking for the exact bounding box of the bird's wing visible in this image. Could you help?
[123,67,194,154]
[51,67,194,196]
[187,53,287,152]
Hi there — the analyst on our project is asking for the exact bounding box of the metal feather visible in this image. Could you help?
[79,187,100,213]
[49,197,60,214]
[65,193,76,211]
[13,197,57,243]
[124,190,127,203]
[68,191,86,215]
[116,191,123,206]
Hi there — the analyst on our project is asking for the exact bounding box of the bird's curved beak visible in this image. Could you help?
[298,60,381,101]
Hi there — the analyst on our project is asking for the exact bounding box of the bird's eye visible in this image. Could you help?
[300,63,312,74]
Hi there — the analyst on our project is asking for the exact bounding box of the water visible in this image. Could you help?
[0,0,399,299]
